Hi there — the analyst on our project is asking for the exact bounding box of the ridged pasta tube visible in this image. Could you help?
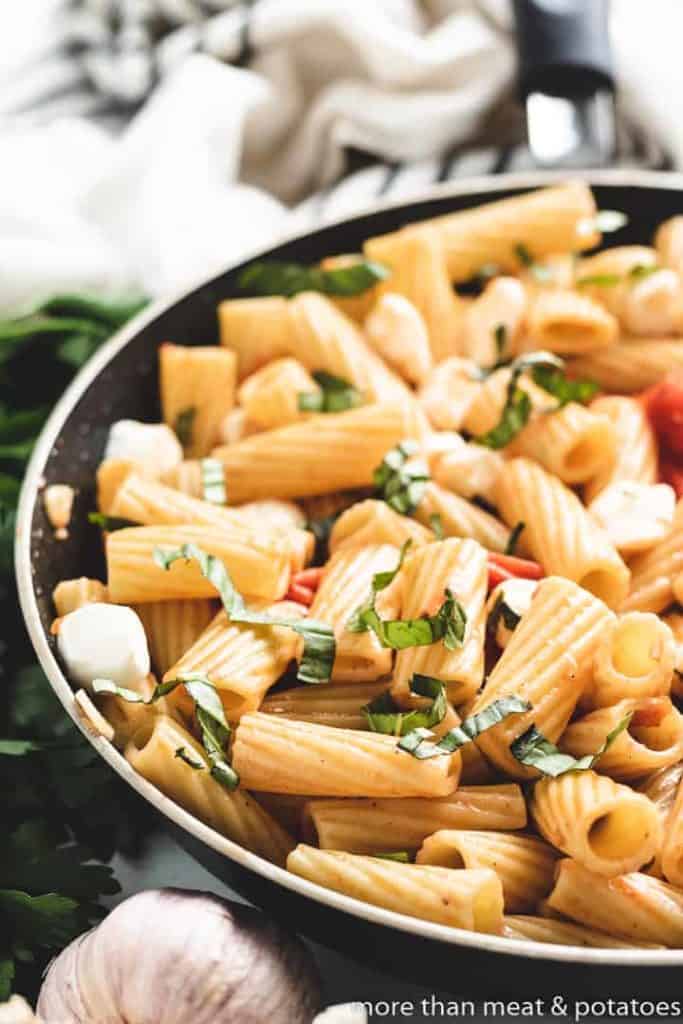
[524,288,618,354]
[416,830,558,912]
[53,578,108,617]
[461,277,527,367]
[217,296,292,379]
[561,698,683,781]
[287,846,504,932]
[503,915,661,949]
[660,772,683,889]
[585,612,676,708]
[302,786,526,854]
[621,502,683,613]
[329,499,433,554]
[159,344,237,457]
[415,482,510,553]
[568,339,683,393]
[125,714,294,865]
[106,525,291,604]
[261,681,390,731]
[390,538,487,707]
[237,358,319,429]
[98,672,182,749]
[211,401,426,502]
[512,402,616,485]
[531,770,661,877]
[418,357,482,432]
[164,601,305,722]
[546,859,683,946]
[662,610,683,700]
[584,396,658,503]
[495,458,630,608]
[134,599,216,678]
[232,713,460,798]
[470,576,614,778]
[638,762,683,878]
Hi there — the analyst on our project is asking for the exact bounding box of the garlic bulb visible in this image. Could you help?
[38,890,320,1024]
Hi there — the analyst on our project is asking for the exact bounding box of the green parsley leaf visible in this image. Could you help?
[504,521,525,556]
[200,458,226,505]
[399,695,531,759]
[153,544,335,684]
[298,371,364,414]
[373,441,430,515]
[237,259,390,298]
[362,675,448,736]
[510,713,633,777]
[174,407,196,448]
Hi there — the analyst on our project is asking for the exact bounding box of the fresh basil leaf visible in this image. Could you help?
[530,364,599,408]
[576,273,623,288]
[373,851,412,863]
[153,543,335,684]
[40,294,147,328]
[298,371,364,414]
[237,259,390,298]
[200,458,227,505]
[628,263,659,282]
[373,441,430,515]
[510,712,633,777]
[88,512,137,531]
[363,675,448,736]
[494,324,507,361]
[504,521,525,556]
[174,407,196,448]
[429,513,444,540]
[347,540,411,633]
[92,679,146,703]
[57,334,102,369]
[174,746,204,770]
[399,695,531,759]
[486,592,521,640]
[473,351,565,450]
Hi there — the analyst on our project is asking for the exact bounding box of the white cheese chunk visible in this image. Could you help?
[486,577,538,648]
[58,603,150,691]
[588,482,676,555]
[314,1006,367,1024]
[432,441,504,505]
[104,420,182,475]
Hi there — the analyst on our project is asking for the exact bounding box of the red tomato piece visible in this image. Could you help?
[642,371,683,457]
[285,582,315,606]
[488,563,515,590]
[488,552,545,580]
[659,456,683,499]
[291,567,325,591]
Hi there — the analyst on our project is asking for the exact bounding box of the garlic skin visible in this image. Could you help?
[38,890,320,1024]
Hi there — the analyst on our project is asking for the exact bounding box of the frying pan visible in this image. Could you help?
[15,170,683,1001]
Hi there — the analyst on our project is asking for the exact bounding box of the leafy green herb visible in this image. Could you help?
[373,851,412,863]
[399,695,531,759]
[530,364,599,408]
[153,544,335,684]
[362,675,448,736]
[174,747,204,769]
[174,407,196,448]
[200,458,226,505]
[510,712,632,777]
[628,263,659,282]
[40,294,147,328]
[373,441,430,515]
[298,371,364,414]
[578,210,629,235]
[576,273,623,288]
[514,243,553,282]
[88,512,136,531]
[0,740,42,757]
[429,513,444,540]
[237,259,390,298]
[504,522,525,556]
[494,324,507,361]
[486,591,522,640]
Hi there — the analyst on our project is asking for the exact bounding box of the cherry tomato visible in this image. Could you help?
[488,552,544,580]
[285,582,315,606]
[659,456,683,499]
[642,371,683,457]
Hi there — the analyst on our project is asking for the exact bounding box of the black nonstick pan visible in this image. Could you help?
[16,169,683,1002]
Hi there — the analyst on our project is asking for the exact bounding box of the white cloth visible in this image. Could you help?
[0,0,682,314]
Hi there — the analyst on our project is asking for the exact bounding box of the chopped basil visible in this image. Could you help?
[628,263,659,282]
[174,407,196,448]
[200,458,226,505]
[579,210,629,235]
[429,513,444,540]
[510,712,632,777]
[486,591,522,640]
[373,851,412,863]
[514,243,553,283]
[174,746,204,770]
[93,673,239,790]
[153,543,335,683]
[362,675,448,736]
[399,695,531,760]
[373,441,430,515]
[298,371,364,414]
[530,364,599,408]
[504,521,525,556]
[348,540,411,633]
[494,324,508,361]
[237,258,390,298]
[88,512,136,531]
[576,273,623,288]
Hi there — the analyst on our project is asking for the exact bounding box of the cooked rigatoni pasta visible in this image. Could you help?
[164,602,305,722]
[416,830,558,912]
[106,524,291,603]
[211,401,426,501]
[561,698,683,781]
[233,713,460,798]
[261,681,389,731]
[496,458,630,607]
[621,501,683,613]
[391,538,487,707]
[531,771,660,877]
[585,612,676,708]
[134,599,215,678]
[584,396,658,502]
[287,846,504,932]
[546,860,683,946]
[470,576,613,778]
[52,183,683,949]
[125,714,294,866]
[159,343,237,458]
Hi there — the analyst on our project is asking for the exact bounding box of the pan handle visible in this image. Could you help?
[512,0,614,98]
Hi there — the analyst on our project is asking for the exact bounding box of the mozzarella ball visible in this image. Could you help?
[589,482,676,555]
[57,603,150,690]
[104,420,182,476]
